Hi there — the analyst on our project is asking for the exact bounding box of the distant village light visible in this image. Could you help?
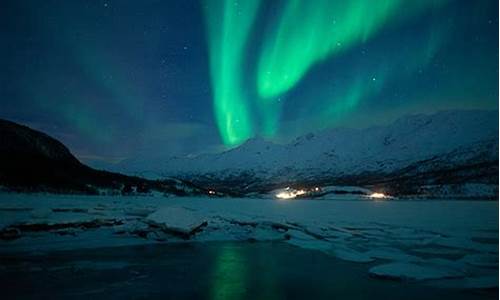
[276,191,294,199]
[369,192,386,199]
[276,188,306,199]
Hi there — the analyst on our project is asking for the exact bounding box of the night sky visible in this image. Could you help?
[1,0,498,166]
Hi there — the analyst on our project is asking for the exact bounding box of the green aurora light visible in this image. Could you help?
[203,0,449,146]
[202,0,261,146]
[2,0,496,160]
[257,0,445,99]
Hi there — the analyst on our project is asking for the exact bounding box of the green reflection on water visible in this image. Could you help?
[210,244,284,300]
[211,245,247,300]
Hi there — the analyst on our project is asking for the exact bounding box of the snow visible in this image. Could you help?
[369,262,464,281]
[366,247,422,263]
[330,246,375,263]
[115,110,498,186]
[419,184,499,199]
[146,207,207,237]
[0,193,497,288]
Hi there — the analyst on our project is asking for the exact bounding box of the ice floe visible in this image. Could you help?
[146,206,208,238]
[369,262,464,281]
[0,193,497,288]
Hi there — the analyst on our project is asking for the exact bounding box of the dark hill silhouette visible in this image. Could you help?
[0,119,173,194]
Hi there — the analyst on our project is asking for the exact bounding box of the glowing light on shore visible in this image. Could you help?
[369,192,387,199]
[276,189,306,199]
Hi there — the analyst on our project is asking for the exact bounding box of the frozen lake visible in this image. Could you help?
[0,241,497,300]
[0,194,498,298]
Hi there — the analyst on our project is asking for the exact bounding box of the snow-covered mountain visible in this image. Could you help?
[120,110,499,197]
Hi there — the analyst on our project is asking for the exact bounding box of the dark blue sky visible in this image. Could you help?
[0,0,498,166]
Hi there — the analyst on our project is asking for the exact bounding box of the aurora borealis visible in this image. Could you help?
[203,0,497,146]
[203,0,261,145]
[0,0,498,163]
[256,0,442,99]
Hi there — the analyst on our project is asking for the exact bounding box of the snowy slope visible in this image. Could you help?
[165,110,495,169]
[118,110,498,195]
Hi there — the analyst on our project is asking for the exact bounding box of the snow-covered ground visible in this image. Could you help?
[0,194,497,288]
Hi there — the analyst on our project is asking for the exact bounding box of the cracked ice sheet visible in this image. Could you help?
[1,194,497,239]
[0,194,497,285]
[3,194,496,233]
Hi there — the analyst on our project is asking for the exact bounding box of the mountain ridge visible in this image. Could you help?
[123,109,499,197]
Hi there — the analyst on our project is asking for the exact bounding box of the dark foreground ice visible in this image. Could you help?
[0,241,496,300]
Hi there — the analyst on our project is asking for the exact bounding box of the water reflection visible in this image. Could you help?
[211,245,247,300]
[0,242,495,300]
[210,243,284,300]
